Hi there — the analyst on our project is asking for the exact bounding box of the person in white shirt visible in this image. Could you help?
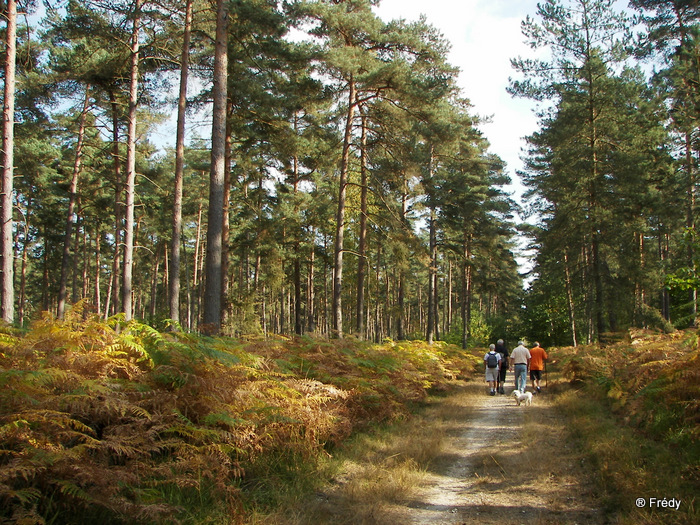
[509,341,531,393]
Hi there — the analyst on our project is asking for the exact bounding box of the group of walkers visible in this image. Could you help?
[484,339,548,396]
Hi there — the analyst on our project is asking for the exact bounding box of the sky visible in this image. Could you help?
[374,0,544,202]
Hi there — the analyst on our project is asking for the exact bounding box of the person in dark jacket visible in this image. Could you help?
[495,339,509,395]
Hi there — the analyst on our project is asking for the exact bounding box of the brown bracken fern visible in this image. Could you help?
[1,304,477,523]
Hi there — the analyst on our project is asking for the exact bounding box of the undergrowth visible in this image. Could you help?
[0,304,479,524]
[552,328,700,524]
[247,386,469,525]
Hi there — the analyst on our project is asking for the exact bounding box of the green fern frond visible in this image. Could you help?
[105,322,164,367]
[55,480,93,502]
[3,487,41,505]
[202,411,249,428]
[106,313,127,329]
[130,323,165,346]
[26,368,73,389]
[105,341,135,358]
[161,423,222,444]
[199,344,243,367]
[61,415,97,436]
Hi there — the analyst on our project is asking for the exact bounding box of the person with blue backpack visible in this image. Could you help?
[484,343,501,396]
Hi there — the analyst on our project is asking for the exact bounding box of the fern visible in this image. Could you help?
[55,479,93,502]
[1,486,41,505]
[0,332,19,349]
[152,365,191,389]
[98,437,142,460]
[0,461,48,483]
[203,411,250,428]
[26,368,73,390]
[1,320,482,523]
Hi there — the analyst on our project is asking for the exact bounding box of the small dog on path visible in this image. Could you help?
[512,389,533,406]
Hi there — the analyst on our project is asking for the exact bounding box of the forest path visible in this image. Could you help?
[381,380,605,525]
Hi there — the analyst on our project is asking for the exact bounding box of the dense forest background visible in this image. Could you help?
[0,0,698,346]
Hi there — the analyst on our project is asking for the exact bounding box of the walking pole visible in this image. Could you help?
[545,360,548,389]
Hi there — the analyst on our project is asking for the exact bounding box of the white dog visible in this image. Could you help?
[512,389,533,406]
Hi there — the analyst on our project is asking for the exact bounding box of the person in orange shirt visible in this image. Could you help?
[529,341,548,393]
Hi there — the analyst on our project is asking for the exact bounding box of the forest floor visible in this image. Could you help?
[289,380,607,525]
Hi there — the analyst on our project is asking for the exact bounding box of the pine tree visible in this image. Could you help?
[202,0,229,334]
[1,0,17,323]
[168,0,193,327]
[631,0,700,321]
[510,0,654,340]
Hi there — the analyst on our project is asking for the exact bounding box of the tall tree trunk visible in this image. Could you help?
[163,241,169,309]
[293,253,302,334]
[332,75,357,337]
[41,227,49,311]
[122,0,141,321]
[446,259,452,334]
[659,230,671,321]
[427,146,437,344]
[397,176,409,341]
[323,234,329,334]
[397,271,405,340]
[169,0,193,327]
[192,199,203,328]
[106,91,123,318]
[685,131,698,321]
[356,111,368,337]
[58,89,90,319]
[71,212,81,304]
[384,260,391,338]
[307,226,316,332]
[95,228,102,315]
[220,101,233,331]
[81,227,89,301]
[149,243,161,319]
[18,197,30,327]
[292,119,303,335]
[564,249,578,347]
[374,241,382,342]
[461,232,472,349]
[0,0,17,323]
[202,0,229,333]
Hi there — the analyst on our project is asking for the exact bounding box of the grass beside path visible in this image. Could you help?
[246,384,468,524]
[252,380,604,524]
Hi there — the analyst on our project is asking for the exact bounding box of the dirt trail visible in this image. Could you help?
[384,381,605,525]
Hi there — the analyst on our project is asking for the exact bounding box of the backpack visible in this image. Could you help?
[486,352,499,368]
